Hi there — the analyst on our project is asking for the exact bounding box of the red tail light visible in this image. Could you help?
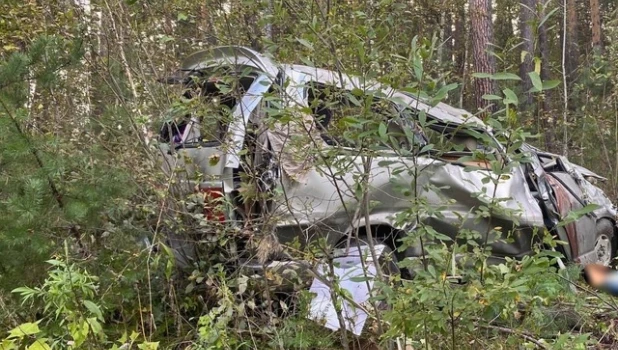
[200,187,226,222]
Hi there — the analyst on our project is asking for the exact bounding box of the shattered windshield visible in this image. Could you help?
[159,67,259,145]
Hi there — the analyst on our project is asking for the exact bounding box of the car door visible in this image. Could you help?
[270,84,423,252]
[529,149,599,263]
[519,144,578,260]
[545,157,598,263]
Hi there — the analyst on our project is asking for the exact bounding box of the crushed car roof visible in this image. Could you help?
[176,46,486,129]
[525,143,608,181]
[180,45,280,77]
[285,64,485,128]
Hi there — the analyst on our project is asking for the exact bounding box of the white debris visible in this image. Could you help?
[307,244,386,336]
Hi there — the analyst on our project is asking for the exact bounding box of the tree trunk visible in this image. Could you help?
[590,0,603,53]
[198,2,218,46]
[539,0,554,151]
[469,0,497,116]
[454,0,468,108]
[72,0,93,118]
[519,0,535,108]
[565,0,579,81]
[443,10,453,66]
[264,0,274,42]
[454,0,467,78]
[495,0,515,52]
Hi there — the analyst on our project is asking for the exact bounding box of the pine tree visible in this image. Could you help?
[0,36,135,289]
[469,0,497,115]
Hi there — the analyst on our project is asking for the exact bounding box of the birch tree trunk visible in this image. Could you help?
[199,2,218,46]
[72,0,93,119]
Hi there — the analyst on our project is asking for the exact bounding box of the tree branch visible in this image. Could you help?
[478,323,548,349]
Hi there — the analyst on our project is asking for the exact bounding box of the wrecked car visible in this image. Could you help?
[156,46,617,279]
[517,143,617,265]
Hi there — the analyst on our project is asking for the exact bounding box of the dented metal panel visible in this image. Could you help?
[546,175,581,258]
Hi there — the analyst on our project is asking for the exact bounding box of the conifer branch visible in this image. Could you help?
[0,98,85,253]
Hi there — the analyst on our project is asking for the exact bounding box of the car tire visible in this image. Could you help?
[594,219,617,266]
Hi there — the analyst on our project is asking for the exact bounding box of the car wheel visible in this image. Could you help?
[594,219,616,266]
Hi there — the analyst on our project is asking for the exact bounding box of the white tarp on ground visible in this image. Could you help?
[307,244,386,336]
